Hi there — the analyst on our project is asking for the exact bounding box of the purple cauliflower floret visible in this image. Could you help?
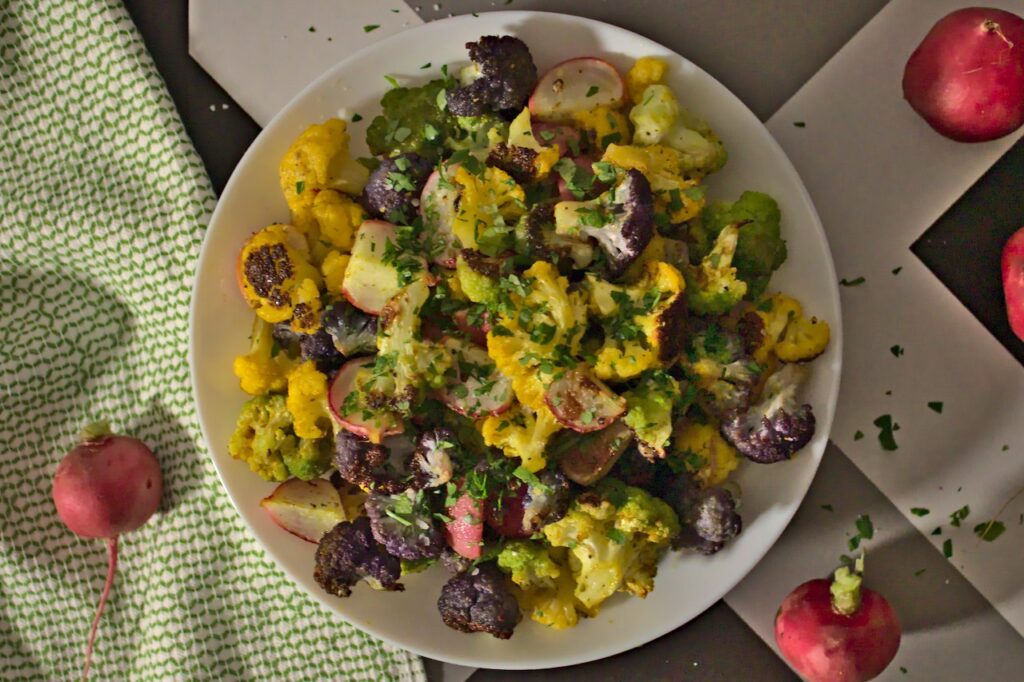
[361,152,434,224]
[314,517,403,597]
[655,470,741,555]
[334,431,408,494]
[486,143,538,185]
[583,169,655,278]
[721,363,816,464]
[321,298,378,357]
[440,547,473,575]
[364,490,445,561]
[686,323,761,420]
[437,563,521,639]
[445,36,538,116]
[408,427,456,489]
[519,469,572,533]
[299,328,344,373]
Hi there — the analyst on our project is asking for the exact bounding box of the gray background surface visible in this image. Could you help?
[125,1,1024,678]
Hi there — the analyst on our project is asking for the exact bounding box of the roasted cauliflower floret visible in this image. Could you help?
[238,223,323,332]
[445,35,538,116]
[493,108,561,182]
[721,363,816,464]
[228,394,332,481]
[481,402,562,473]
[586,261,687,382]
[601,143,705,222]
[685,223,748,315]
[320,250,350,295]
[285,360,332,440]
[673,420,740,488]
[622,370,681,459]
[625,56,669,104]
[630,84,727,177]
[542,478,680,611]
[572,105,630,151]
[232,317,295,395]
[752,293,830,364]
[280,119,369,222]
[311,189,365,252]
[497,540,561,591]
[452,165,526,256]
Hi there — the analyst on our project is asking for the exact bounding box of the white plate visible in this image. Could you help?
[189,11,842,670]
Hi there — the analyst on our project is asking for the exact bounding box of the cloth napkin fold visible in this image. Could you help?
[0,2,424,679]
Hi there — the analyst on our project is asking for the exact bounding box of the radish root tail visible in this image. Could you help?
[82,537,117,681]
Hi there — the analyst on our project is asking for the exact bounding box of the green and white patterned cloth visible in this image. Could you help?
[0,2,425,679]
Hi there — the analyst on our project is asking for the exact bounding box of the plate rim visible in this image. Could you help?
[188,9,842,670]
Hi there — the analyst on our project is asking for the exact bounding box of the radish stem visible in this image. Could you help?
[82,537,117,681]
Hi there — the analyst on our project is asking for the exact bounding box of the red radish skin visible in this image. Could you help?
[52,423,162,681]
[775,578,901,682]
[1004,226,1024,341]
[444,493,484,559]
[903,7,1024,142]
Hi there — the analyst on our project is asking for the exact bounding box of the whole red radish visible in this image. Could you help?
[903,7,1024,142]
[444,492,484,559]
[52,422,163,680]
[1004,227,1024,341]
[775,559,900,682]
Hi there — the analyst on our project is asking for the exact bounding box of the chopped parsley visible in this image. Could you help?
[351,113,363,122]
[513,465,551,493]
[820,504,834,512]
[942,538,953,558]
[606,528,627,544]
[600,132,622,147]
[586,85,600,98]
[794,121,806,128]
[913,569,925,577]
[363,24,380,33]
[910,507,930,517]
[892,266,903,275]
[949,505,970,528]
[839,277,865,287]
[295,180,305,195]
[384,75,400,88]
[848,514,874,551]
[854,430,864,441]
[890,344,904,357]
[974,520,1006,542]
[873,414,898,451]
[927,401,943,414]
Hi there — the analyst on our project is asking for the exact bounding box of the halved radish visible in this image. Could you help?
[445,492,485,559]
[532,122,583,157]
[529,58,626,122]
[420,165,461,268]
[342,220,424,314]
[260,478,345,543]
[453,308,491,347]
[438,337,513,418]
[328,356,404,443]
[544,366,626,432]
[484,482,531,539]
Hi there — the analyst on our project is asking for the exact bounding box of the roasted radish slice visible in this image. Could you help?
[445,492,485,559]
[557,420,634,486]
[328,356,404,443]
[532,122,583,157]
[420,166,461,268]
[544,366,626,432]
[260,478,345,543]
[439,337,513,418]
[453,308,491,347]
[529,58,626,122]
[342,220,425,313]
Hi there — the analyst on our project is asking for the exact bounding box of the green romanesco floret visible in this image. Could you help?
[689,191,786,299]
[542,478,680,611]
[496,540,561,590]
[622,370,684,459]
[228,394,332,481]
[455,252,500,305]
[684,223,748,315]
[448,113,509,151]
[366,79,458,160]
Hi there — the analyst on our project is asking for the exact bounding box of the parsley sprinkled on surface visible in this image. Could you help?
[910,507,930,516]
[308,26,316,33]
[942,538,953,558]
[931,527,942,536]
[820,504,834,512]
[892,266,903,275]
[364,24,380,33]
[351,113,363,122]
[512,465,550,492]
[974,520,1006,541]
[913,569,925,577]
[927,401,943,414]
[848,514,874,550]
[949,505,970,527]
[873,414,899,451]
[295,180,305,195]
[854,430,864,441]
[586,85,600,98]
[384,75,400,88]
[794,121,806,128]
[890,344,904,357]
[839,276,865,287]
[606,528,627,544]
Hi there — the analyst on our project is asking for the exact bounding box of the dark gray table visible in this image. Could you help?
[123,1,1024,678]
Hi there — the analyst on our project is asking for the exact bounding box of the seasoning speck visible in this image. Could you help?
[794,121,807,128]
[308,26,316,33]
[840,276,865,287]
[892,266,903,275]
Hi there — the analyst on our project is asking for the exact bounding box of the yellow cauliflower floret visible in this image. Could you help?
[238,223,323,330]
[320,250,350,295]
[754,293,829,363]
[452,166,526,252]
[625,56,668,103]
[486,261,587,409]
[673,420,740,488]
[286,360,332,439]
[517,567,580,630]
[279,118,369,220]
[571,106,630,150]
[232,317,294,395]
[508,107,561,179]
[587,261,686,382]
[481,402,562,472]
[311,189,365,251]
[601,143,704,222]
